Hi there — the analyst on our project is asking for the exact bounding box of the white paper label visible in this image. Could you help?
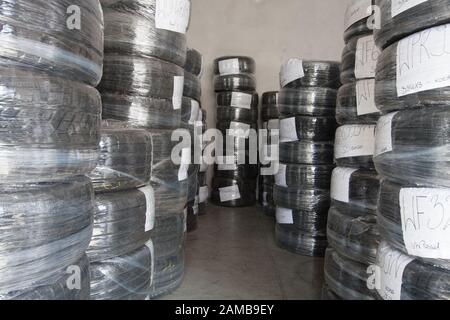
[189,100,200,125]
[391,0,428,17]
[276,207,294,224]
[331,167,358,203]
[172,76,184,110]
[275,164,287,187]
[193,196,199,215]
[145,239,155,286]
[183,208,187,233]
[345,0,372,29]
[262,192,268,206]
[397,24,450,97]
[230,92,253,109]
[139,186,156,232]
[229,121,251,138]
[280,118,298,142]
[374,112,398,157]
[219,59,240,75]
[335,125,376,159]
[355,35,380,79]
[199,186,209,203]
[377,241,414,300]
[155,0,190,34]
[356,79,379,115]
[219,185,241,202]
[178,147,190,181]
[267,119,280,130]
[400,188,450,259]
[280,58,304,87]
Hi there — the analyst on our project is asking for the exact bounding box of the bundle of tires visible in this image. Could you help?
[258,92,280,216]
[212,56,259,207]
[324,0,383,300]
[94,0,192,299]
[371,3,450,300]
[0,0,104,300]
[197,110,210,215]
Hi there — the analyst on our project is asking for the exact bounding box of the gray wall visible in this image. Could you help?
[187,0,350,129]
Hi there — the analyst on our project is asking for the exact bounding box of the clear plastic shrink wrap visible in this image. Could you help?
[280,60,341,89]
[211,177,257,207]
[280,141,335,165]
[344,18,372,43]
[213,56,256,75]
[261,91,279,121]
[374,106,450,188]
[88,189,152,263]
[374,0,450,50]
[274,186,331,215]
[0,176,94,294]
[0,0,104,86]
[217,91,259,109]
[278,87,337,117]
[324,248,377,300]
[275,224,328,257]
[183,70,202,102]
[279,115,337,142]
[90,245,153,300]
[101,0,188,67]
[0,63,101,183]
[185,48,203,76]
[89,123,153,193]
[214,74,256,93]
[0,255,90,300]
[275,164,333,190]
[335,124,376,169]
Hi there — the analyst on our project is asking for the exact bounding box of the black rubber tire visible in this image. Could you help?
[213,56,255,75]
[276,163,333,189]
[282,60,341,89]
[280,115,337,142]
[102,2,187,67]
[344,19,372,43]
[217,92,259,109]
[275,224,328,257]
[273,185,330,214]
[216,106,258,123]
[278,87,337,117]
[211,177,256,207]
[214,74,256,93]
[214,164,259,180]
[186,200,199,233]
[261,91,280,121]
[183,70,202,102]
[90,245,153,300]
[0,176,94,294]
[185,48,203,76]
[0,65,101,183]
[280,141,335,165]
[0,0,103,86]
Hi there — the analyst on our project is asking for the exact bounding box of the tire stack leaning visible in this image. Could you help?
[323,0,382,300]
[258,92,280,217]
[211,56,259,207]
[198,107,210,216]
[372,0,450,300]
[274,59,340,257]
[98,0,192,299]
[0,0,104,300]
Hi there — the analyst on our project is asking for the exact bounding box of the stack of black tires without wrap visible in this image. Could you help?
[274,58,340,257]
[211,56,259,207]
[0,0,103,300]
[98,0,192,299]
[323,0,382,300]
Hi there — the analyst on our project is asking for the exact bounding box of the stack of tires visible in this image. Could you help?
[211,56,259,207]
[98,0,191,299]
[88,121,155,300]
[258,92,280,216]
[183,48,203,231]
[372,0,450,300]
[274,59,340,257]
[198,108,210,216]
[323,0,382,300]
[0,0,104,300]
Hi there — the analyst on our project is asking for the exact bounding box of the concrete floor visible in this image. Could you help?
[164,204,325,300]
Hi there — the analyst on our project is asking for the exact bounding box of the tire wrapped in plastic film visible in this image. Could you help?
[374,106,450,188]
[276,206,328,235]
[280,115,337,142]
[88,189,152,263]
[275,224,328,257]
[213,56,255,75]
[101,0,187,67]
[273,185,331,215]
[327,206,379,265]
[321,284,341,300]
[198,184,209,216]
[98,54,185,100]
[0,255,90,300]
[211,177,256,207]
[334,124,376,169]
[101,92,182,130]
[186,199,199,233]
[375,26,450,113]
[89,123,153,193]
[373,0,450,50]
[344,18,372,43]
[280,141,335,165]
[90,245,153,300]
[185,48,203,77]
[281,60,341,89]
[216,106,258,123]
[0,0,104,86]
[214,74,256,93]
[0,63,101,183]
[217,91,259,109]
[278,87,337,117]
[0,176,94,294]
[181,97,201,128]
[336,80,382,125]
[377,180,450,269]
[324,248,377,300]
[258,181,275,217]
[215,163,259,180]
[187,166,200,202]
[261,91,280,121]
[183,70,202,102]
[275,163,333,189]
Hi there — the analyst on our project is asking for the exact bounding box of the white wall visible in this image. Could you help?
[187,0,350,129]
